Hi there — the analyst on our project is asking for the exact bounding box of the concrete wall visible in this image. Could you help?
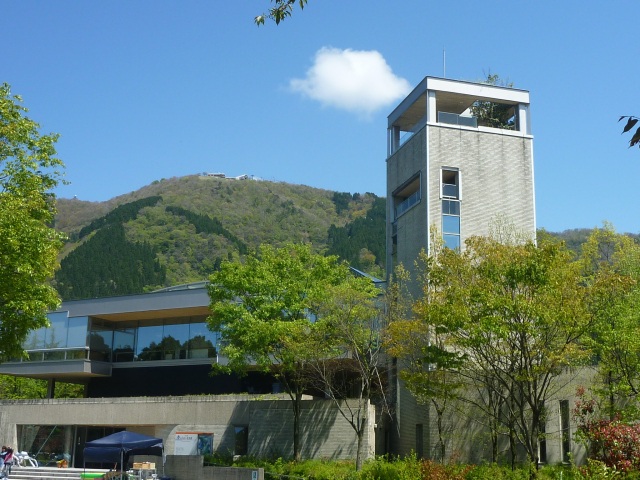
[0,394,375,464]
[386,126,429,300]
[427,125,535,243]
[386,122,535,299]
[165,455,264,480]
[419,368,594,465]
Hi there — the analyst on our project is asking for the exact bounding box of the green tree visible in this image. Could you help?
[580,225,640,420]
[0,83,65,362]
[255,0,308,25]
[208,243,351,461]
[470,73,517,129]
[0,375,83,399]
[312,274,386,470]
[458,237,595,470]
[396,234,596,469]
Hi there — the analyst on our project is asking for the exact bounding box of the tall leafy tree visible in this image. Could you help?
[393,234,597,469]
[580,225,640,420]
[0,83,65,362]
[312,274,387,470]
[208,243,351,461]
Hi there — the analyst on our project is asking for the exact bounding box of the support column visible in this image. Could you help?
[47,379,56,399]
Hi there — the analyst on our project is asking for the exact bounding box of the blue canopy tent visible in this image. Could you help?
[83,431,164,475]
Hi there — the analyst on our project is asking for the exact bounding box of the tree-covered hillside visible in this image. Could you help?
[54,175,386,299]
[53,174,631,302]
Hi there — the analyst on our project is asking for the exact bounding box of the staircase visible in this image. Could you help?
[8,466,108,480]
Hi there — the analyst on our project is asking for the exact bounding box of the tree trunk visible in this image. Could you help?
[292,390,302,461]
[355,416,366,471]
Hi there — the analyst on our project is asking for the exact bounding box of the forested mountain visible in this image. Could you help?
[53,175,385,300]
[53,174,637,301]
[540,228,640,257]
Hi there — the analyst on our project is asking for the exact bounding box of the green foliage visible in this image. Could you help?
[78,195,162,239]
[208,243,384,468]
[313,274,385,470]
[327,196,386,275]
[209,243,350,374]
[0,83,65,362]
[55,224,166,299]
[389,231,601,466]
[470,74,517,130]
[55,176,381,293]
[165,205,247,254]
[464,463,530,480]
[205,455,580,480]
[0,375,83,399]
[332,191,353,214]
[579,225,640,419]
[255,0,308,25]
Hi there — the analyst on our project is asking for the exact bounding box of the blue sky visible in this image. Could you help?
[2,1,639,233]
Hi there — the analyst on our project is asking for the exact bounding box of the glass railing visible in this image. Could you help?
[18,345,219,363]
[438,111,478,128]
[395,190,421,218]
[24,347,90,362]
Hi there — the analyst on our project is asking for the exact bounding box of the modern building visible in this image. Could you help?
[386,76,535,298]
[385,77,588,465]
[0,284,376,468]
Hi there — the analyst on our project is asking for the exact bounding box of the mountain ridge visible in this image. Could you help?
[53,174,385,299]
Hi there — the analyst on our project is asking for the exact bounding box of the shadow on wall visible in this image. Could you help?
[221,399,347,460]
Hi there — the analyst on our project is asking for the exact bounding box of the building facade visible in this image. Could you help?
[387,76,535,297]
[0,285,376,468]
[385,77,588,465]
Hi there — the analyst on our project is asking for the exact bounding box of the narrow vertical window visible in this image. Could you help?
[560,400,571,462]
[441,169,460,249]
[234,425,248,456]
[415,424,424,459]
[538,418,547,464]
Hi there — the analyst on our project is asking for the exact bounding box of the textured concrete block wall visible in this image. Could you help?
[165,455,264,480]
[428,126,535,244]
[0,395,375,464]
[386,127,429,300]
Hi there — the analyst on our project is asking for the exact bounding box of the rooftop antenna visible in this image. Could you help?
[443,48,446,78]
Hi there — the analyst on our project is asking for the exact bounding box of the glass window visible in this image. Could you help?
[189,322,218,359]
[67,316,89,348]
[46,312,68,348]
[113,328,135,362]
[442,200,460,215]
[90,327,113,362]
[441,169,460,199]
[234,426,248,456]
[163,323,190,360]
[136,324,163,361]
[442,215,460,234]
[443,234,461,250]
[24,326,46,350]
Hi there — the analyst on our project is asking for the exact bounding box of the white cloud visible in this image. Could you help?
[290,47,411,118]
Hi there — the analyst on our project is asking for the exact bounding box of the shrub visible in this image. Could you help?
[573,387,640,472]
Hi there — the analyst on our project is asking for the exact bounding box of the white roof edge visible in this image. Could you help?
[388,76,530,127]
[425,77,529,104]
